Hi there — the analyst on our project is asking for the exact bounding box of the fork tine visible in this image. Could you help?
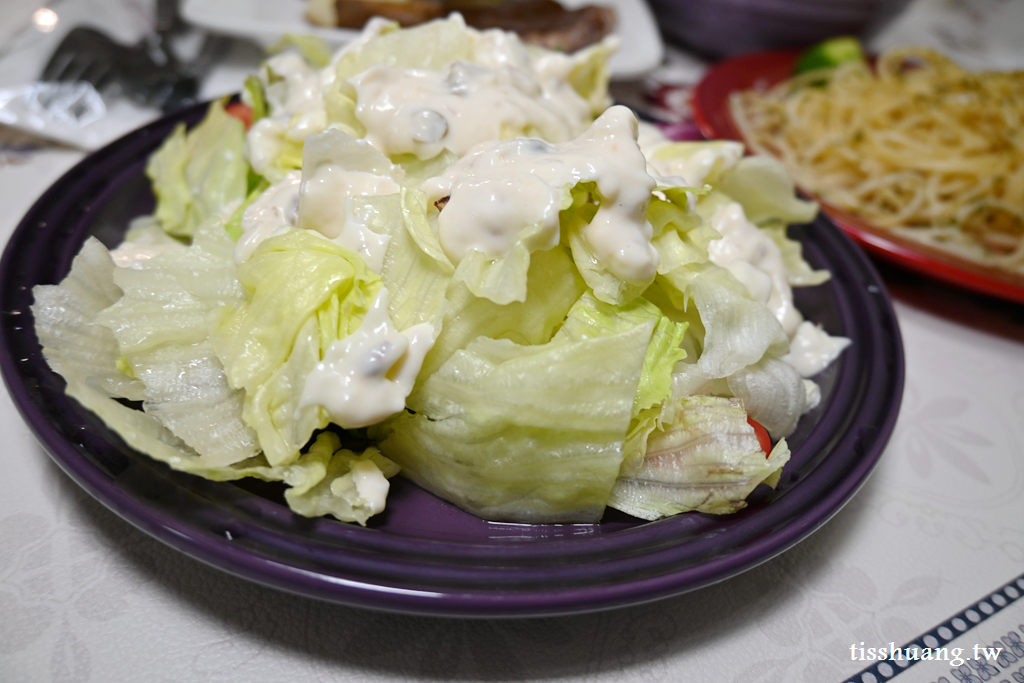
[90,68,118,93]
[40,50,77,82]
[51,56,94,83]
[40,27,118,83]
[40,28,90,80]
[78,57,116,89]
[51,55,101,84]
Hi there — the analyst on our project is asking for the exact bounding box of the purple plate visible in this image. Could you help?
[0,102,904,617]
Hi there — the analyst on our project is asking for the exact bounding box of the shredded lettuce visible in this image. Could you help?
[91,219,258,467]
[608,395,790,519]
[555,291,688,477]
[146,99,250,239]
[715,155,819,226]
[283,432,400,525]
[214,230,382,465]
[415,244,584,382]
[375,322,653,523]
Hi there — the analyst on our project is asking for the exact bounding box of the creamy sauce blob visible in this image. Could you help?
[247,52,329,176]
[299,289,435,429]
[422,105,659,284]
[349,59,591,160]
[298,163,398,273]
[247,118,288,177]
[707,201,801,337]
[235,171,302,263]
[341,459,389,515]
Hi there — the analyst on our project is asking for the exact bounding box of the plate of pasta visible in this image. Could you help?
[692,48,1024,305]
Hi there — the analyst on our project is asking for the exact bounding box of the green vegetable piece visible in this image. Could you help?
[243,75,268,123]
[794,36,866,74]
[145,98,250,240]
[269,33,333,68]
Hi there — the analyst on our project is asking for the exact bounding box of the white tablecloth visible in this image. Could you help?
[2,1,1023,682]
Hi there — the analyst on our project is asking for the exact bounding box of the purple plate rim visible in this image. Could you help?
[0,101,905,618]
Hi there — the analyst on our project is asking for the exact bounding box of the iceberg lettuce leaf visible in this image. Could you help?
[375,322,653,523]
[215,230,382,392]
[646,139,745,186]
[761,223,831,287]
[726,356,812,439]
[649,187,719,275]
[283,431,400,525]
[377,188,453,333]
[145,99,250,239]
[716,154,819,226]
[31,237,275,481]
[562,38,616,115]
[609,395,790,519]
[416,244,585,382]
[94,218,259,466]
[31,238,145,402]
[333,16,473,81]
[556,290,689,477]
[214,230,383,464]
[660,261,791,399]
[555,290,687,417]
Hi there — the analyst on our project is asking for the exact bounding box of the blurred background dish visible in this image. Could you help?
[180,0,664,79]
[645,0,914,59]
[690,48,1024,305]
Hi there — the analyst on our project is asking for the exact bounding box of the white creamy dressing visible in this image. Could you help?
[247,52,330,176]
[707,201,801,337]
[234,164,397,272]
[234,171,302,263]
[421,105,659,284]
[339,459,390,516]
[299,289,435,429]
[298,163,398,273]
[706,200,850,378]
[349,59,592,160]
[247,118,289,177]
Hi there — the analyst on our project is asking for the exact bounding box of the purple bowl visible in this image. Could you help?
[647,0,914,59]
[0,101,904,617]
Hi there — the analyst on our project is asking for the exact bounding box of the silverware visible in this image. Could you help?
[39,0,226,112]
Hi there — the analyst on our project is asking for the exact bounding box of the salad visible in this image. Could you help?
[31,15,849,526]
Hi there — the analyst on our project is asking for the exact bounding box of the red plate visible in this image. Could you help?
[691,49,1024,305]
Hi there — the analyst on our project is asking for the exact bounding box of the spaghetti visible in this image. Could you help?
[729,47,1024,273]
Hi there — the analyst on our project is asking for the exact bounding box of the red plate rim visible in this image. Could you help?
[691,49,1024,306]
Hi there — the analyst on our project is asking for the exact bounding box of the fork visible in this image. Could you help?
[39,0,222,112]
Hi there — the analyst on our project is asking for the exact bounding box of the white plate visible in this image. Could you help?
[181,0,664,79]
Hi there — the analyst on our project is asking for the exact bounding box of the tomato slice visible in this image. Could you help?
[225,102,254,130]
[747,416,772,456]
